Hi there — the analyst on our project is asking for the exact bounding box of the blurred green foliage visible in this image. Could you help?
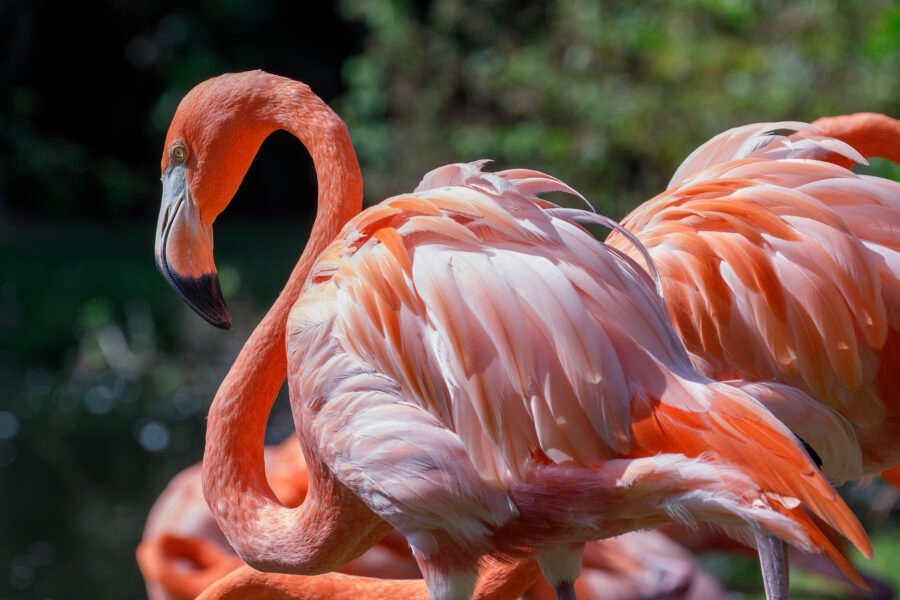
[0,223,300,596]
[0,0,354,222]
[1,0,899,597]
[338,0,900,213]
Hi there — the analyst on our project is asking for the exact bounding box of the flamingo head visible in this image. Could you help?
[155,71,280,329]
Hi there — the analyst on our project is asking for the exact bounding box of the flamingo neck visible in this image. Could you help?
[813,112,900,165]
[202,81,389,573]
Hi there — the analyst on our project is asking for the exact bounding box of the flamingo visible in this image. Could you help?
[154,71,869,600]
[138,436,727,600]
[153,69,537,598]
[603,112,900,596]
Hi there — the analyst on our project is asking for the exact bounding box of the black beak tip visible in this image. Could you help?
[201,304,233,330]
[178,273,233,330]
[157,257,233,330]
[212,310,233,330]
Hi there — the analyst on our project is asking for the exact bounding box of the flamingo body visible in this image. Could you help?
[608,118,900,477]
[284,161,867,598]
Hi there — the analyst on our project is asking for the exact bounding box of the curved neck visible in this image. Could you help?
[813,112,900,166]
[202,83,390,573]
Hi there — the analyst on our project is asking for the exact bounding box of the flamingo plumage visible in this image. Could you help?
[602,112,900,596]
[607,113,900,477]
[154,71,869,600]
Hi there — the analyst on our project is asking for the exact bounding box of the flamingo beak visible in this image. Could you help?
[155,163,232,329]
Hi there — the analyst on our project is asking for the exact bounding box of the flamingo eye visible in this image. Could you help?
[171,144,187,162]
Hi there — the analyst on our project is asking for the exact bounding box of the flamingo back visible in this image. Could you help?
[612,124,900,447]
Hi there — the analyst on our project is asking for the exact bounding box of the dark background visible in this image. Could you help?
[1,1,899,597]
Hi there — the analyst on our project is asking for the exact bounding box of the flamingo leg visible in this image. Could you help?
[536,542,584,600]
[756,532,789,600]
[553,582,577,600]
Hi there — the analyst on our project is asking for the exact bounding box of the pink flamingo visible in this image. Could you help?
[604,112,900,597]
[154,71,868,600]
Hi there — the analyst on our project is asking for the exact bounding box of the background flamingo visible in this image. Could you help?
[606,112,900,477]
[601,112,900,594]
[155,71,869,600]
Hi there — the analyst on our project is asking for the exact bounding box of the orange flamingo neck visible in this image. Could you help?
[813,112,900,166]
[200,76,390,573]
